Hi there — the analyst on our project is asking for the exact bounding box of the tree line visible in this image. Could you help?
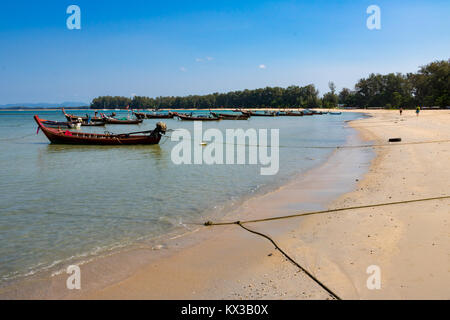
[90,59,449,109]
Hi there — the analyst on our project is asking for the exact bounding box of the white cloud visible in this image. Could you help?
[259,64,266,69]
[180,67,187,72]
[206,56,213,61]
[195,58,203,62]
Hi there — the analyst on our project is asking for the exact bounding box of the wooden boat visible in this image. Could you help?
[62,108,104,122]
[41,120,81,129]
[210,112,250,120]
[329,111,342,115]
[101,114,143,125]
[243,111,277,117]
[284,111,304,116]
[79,120,106,126]
[35,115,166,145]
[239,110,252,116]
[133,112,175,119]
[304,109,323,115]
[174,113,221,121]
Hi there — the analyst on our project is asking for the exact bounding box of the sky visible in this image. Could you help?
[0,0,449,105]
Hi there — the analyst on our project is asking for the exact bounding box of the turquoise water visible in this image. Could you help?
[0,110,363,284]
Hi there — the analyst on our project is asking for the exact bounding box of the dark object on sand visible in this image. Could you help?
[388,138,402,142]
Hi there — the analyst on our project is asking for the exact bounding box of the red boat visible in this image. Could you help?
[35,115,166,145]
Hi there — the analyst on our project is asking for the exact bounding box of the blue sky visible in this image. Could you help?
[0,0,449,104]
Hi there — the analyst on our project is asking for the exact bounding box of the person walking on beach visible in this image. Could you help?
[399,107,403,115]
[416,106,421,116]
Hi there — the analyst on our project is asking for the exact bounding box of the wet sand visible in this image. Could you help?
[2,109,448,299]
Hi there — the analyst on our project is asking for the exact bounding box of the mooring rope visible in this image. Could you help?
[162,130,450,150]
[237,222,341,300]
[203,195,450,226]
[202,195,449,300]
[0,133,36,141]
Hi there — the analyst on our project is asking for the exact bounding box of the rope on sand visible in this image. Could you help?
[203,195,450,300]
[203,195,450,226]
[237,222,341,300]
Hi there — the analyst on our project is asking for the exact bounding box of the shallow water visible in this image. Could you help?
[0,109,364,284]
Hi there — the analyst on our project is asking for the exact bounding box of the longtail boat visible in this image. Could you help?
[239,110,252,116]
[242,111,277,117]
[284,111,304,116]
[35,115,166,145]
[101,114,143,125]
[133,112,175,119]
[210,112,250,120]
[40,120,81,129]
[79,120,106,127]
[62,108,104,122]
[174,113,221,121]
[304,109,323,115]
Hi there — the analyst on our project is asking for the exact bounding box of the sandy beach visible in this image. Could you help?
[1,109,448,300]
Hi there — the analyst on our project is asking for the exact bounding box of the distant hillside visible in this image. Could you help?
[0,101,89,109]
